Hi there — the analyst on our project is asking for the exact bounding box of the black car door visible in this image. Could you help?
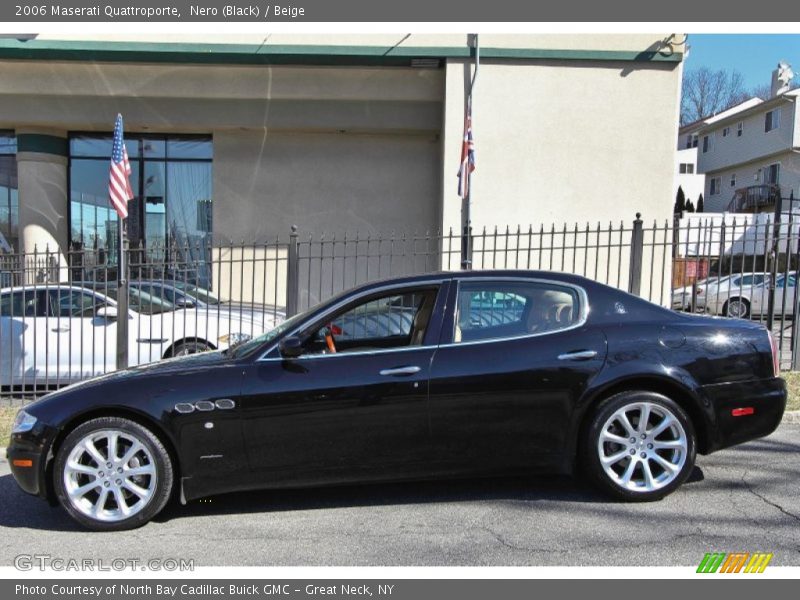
[238,281,449,487]
[427,277,607,475]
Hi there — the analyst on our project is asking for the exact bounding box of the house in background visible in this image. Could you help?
[695,64,800,214]
[675,98,763,211]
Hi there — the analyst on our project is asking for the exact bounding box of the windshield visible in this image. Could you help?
[228,311,307,358]
[172,281,221,305]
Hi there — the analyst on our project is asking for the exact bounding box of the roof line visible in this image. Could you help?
[0,38,683,67]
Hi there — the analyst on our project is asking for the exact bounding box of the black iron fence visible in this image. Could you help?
[2,212,800,403]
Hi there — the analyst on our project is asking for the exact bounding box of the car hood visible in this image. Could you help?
[24,351,232,411]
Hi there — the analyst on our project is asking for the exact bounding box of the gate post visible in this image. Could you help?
[286,225,300,317]
[628,213,644,296]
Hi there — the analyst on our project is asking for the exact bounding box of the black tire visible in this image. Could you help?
[724,297,750,319]
[169,340,212,357]
[53,417,174,531]
[581,391,696,502]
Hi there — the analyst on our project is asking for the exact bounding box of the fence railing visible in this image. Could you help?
[2,212,800,404]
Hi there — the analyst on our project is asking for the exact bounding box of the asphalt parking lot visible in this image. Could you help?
[1,424,798,567]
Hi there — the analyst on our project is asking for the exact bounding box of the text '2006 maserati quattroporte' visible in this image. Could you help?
[7,270,786,530]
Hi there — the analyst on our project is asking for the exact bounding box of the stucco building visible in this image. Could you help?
[0,33,685,269]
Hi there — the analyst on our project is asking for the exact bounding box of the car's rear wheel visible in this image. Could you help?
[169,340,212,357]
[583,391,696,501]
[724,297,750,319]
[53,417,173,531]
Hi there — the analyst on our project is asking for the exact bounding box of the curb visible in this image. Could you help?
[782,410,800,424]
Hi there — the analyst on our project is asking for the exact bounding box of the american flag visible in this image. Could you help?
[109,113,134,219]
[457,101,475,198]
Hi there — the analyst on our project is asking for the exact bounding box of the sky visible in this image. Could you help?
[685,34,800,91]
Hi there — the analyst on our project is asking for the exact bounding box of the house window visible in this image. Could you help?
[765,109,781,132]
[755,170,761,182]
[710,177,721,196]
[722,126,730,137]
[685,135,693,149]
[692,134,698,148]
[730,173,737,187]
[679,163,695,174]
[765,163,780,185]
[737,121,744,137]
[0,131,17,252]
[702,135,712,153]
[69,134,213,286]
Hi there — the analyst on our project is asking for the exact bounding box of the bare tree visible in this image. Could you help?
[750,79,800,100]
[681,67,749,125]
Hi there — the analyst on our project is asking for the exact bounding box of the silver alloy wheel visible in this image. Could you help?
[63,429,157,522]
[727,299,748,318]
[597,402,688,493]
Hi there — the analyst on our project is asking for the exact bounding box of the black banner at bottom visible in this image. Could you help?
[2,580,796,600]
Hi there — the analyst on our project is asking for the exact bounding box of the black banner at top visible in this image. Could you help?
[1,0,798,21]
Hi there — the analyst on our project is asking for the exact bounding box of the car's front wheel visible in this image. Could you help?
[53,417,174,531]
[583,391,696,501]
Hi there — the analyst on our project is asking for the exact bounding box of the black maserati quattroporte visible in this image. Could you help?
[7,270,786,530]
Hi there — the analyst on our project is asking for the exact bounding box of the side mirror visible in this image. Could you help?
[278,336,304,358]
[97,306,118,320]
[175,297,196,309]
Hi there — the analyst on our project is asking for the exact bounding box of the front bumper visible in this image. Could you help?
[5,422,58,501]
[702,377,787,453]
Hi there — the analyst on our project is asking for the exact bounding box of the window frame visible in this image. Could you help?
[710,177,722,196]
[765,109,781,133]
[766,162,781,185]
[702,135,710,153]
[256,280,449,362]
[67,132,213,256]
[722,126,730,138]
[45,287,109,318]
[441,277,588,347]
[737,121,744,137]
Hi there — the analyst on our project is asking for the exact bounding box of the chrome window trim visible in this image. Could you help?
[255,278,448,362]
[443,276,589,348]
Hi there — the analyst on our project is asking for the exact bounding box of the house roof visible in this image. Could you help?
[698,90,800,133]
[679,97,764,134]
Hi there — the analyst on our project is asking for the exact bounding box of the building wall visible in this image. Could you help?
[675,148,705,207]
[212,130,441,242]
[704,152,800,213]
[441,57,682,232]
[698,99,796,174]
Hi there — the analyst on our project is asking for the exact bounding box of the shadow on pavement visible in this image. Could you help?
[0,465,709,530]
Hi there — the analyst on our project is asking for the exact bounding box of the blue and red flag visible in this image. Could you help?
[457,101,475,198]
[108,113,134,219]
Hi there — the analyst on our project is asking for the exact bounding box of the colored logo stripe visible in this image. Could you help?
[697,552,772,573]
[745,553,773,573]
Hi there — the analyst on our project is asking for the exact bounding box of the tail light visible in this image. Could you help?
[767,330,779,377]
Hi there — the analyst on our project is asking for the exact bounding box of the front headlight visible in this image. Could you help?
[12,410,37,434]
[218,332,252,346]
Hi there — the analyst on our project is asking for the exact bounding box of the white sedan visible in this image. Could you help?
[0,284,280,390]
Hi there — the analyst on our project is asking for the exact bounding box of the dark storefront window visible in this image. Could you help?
[69,134,212,284]
[0,132,18,252]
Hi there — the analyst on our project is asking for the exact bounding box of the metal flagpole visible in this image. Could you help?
[461,33,479,270]
[116,214,129,370]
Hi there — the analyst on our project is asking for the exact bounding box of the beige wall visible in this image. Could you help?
[212,130,441,243]
[442,57,681,231]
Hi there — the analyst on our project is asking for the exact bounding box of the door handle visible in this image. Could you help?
[51,326,70,333]
[379,366,422,376]
[557,350,598,361]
